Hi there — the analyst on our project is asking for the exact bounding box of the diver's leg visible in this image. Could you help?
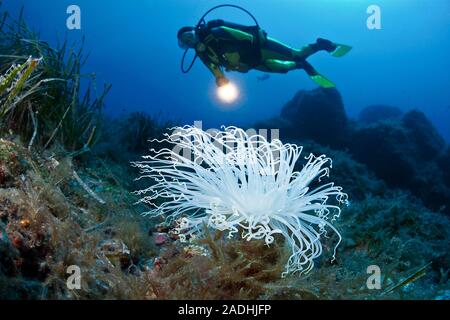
[257,37,338,88]
[256,59,297,73]
[298,60,336,88]
[260,37,298,61]
[261,37,322,61]
[294,39,339,59]
[256,58,336,88]
[262,37,351,60]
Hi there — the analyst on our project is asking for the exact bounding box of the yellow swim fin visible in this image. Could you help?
[310,74,336,88]
[331,44,352,57]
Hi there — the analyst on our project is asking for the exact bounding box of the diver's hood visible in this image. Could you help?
[177,26,195,40]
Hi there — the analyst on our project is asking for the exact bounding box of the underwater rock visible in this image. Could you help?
[358,105,403,125]
[0,226,19,277]
[279,87,349,147]
[298,141,386,200]
[95,112,176,165]
[349,111,450,213]
[0,188,51,281]
[438,147,450,187]
[350,121,414,187]
[402,110,446,161]
[0,139,27,188]
[254,116,292,136]
[340,191,450,294]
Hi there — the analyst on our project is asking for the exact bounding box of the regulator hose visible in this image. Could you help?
[181,4,260,74]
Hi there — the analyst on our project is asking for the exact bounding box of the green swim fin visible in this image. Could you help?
[330,44,352,57]
[310,74,336,88]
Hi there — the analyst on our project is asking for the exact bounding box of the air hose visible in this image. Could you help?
[181,4,260,74]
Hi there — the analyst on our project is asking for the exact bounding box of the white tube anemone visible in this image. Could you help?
[132,125,348,276]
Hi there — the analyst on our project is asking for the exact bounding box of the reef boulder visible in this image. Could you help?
[257,88,450,213]
[350,121,413,187]
[349,109,450,213]
[402,110,446,161]
[438,147,450,187]
[358,104,403,125]
[259,87,350,148]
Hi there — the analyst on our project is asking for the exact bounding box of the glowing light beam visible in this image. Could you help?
[217,82,239,104]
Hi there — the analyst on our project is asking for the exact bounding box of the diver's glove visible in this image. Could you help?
[216,76,230,87]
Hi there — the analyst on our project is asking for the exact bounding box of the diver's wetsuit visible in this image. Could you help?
[195,19,339,87]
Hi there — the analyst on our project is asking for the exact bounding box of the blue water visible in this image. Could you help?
[4,0,450,141]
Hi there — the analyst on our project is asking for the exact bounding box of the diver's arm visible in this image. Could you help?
[209,25,254,43]
[199,55,229,87]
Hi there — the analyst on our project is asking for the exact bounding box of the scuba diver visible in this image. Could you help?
[177,19,352,88]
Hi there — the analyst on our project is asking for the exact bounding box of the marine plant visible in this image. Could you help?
[0,56,41,117]
[133,126,348,276]
[0,6,110,152]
